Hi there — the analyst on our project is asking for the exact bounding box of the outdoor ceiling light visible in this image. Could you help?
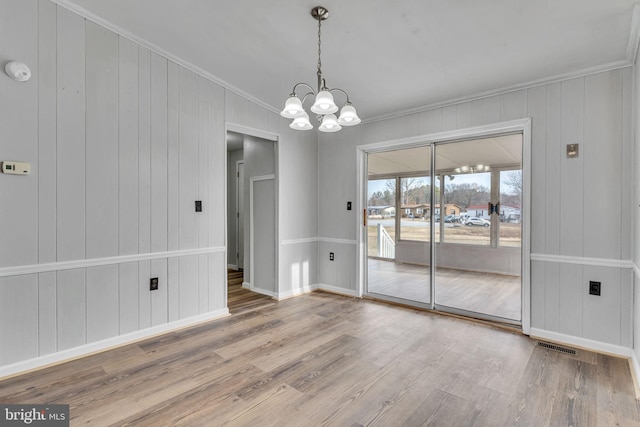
[454,164,491,174]
[280,6,361,132]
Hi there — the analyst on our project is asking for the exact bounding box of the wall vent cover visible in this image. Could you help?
[537,341,577,356]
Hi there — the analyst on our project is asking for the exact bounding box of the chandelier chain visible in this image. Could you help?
[317,16,322,84]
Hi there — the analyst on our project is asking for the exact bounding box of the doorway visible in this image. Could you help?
[225,127,278,300]
[361,121,530,328]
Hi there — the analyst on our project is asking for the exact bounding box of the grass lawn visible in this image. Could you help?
[368,221,521,257]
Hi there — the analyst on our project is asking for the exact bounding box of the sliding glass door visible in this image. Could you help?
[365,134,523,325]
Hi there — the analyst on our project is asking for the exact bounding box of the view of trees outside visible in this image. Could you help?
[400,176,430,242]
[499,170,522,247]
[441,173,491,245]
[368,169,522,252]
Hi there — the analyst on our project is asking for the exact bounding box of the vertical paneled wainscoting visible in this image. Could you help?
[278,239,320,299]
[530,256,634,355]
[0,252,227,378]
[317,238,359,297]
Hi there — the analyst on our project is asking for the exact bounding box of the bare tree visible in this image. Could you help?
[504,170,522,203]
[445,183,489,209]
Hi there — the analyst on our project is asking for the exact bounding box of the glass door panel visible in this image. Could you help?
[366,146,431,305]
[434,135,522,322]
[367,178,396,260]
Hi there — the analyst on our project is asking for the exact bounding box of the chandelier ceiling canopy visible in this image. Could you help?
[280,6,361,132]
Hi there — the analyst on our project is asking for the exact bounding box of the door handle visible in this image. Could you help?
[363,209,367,227]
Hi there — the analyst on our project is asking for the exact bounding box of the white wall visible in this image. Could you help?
[0,0,318,374]
[318,68,634,349]
[278,126,320,297]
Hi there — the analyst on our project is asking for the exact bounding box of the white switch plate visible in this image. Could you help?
[2,161,31,175]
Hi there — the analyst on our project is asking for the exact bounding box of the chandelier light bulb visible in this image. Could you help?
[280,96,305,118]
[338,104,361,126]
[318,114,342,132]
[290,112,313,130]
[311,90,338,114]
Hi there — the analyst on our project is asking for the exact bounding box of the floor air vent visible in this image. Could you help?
[537,341,578,356]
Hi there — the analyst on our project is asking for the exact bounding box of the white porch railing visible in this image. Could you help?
[377,223,396,259]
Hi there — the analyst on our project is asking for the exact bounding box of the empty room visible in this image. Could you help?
[2,0,640,425]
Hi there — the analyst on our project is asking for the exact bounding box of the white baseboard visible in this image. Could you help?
[318,283,358,297]
[243,283,277,298]
[529,328,633,359]
[0,308,229,381]
[227,264,239,270]
[276,284,319,300]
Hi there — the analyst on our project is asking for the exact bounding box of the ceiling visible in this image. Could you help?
[59,0,638,120]
[368,134,522,177]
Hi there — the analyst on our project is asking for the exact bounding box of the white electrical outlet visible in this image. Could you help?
[2,161,31,175]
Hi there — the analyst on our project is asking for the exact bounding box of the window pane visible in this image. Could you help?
[442,172,491,245]
[399,176,430,242]
[499,170,522,247]
[367,178,396,258]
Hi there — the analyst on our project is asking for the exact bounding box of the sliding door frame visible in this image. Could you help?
[356,118,532,334]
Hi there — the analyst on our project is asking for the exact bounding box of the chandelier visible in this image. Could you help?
[454,164,491,174]
[280,6,361,132]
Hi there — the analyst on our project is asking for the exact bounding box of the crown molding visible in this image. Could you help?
[363,59,632,125]
[626,4,640,64]
[49,0,280,115]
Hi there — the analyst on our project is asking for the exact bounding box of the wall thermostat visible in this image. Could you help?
[2,161,31,175]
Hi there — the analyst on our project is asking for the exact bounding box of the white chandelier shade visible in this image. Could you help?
[290,111,313,130]
[280,6,360,133]
[337,103,361,126]
[318,113,341,132]
[281,96,305,119]
[310,90,338,114]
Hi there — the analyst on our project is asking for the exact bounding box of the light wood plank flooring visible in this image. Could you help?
[1,292,638,426]
[368,258,521,321]
[227,269,275,314]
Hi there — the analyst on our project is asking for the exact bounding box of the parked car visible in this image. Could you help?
[465,217,490,227]
[444,215,460,223]
[506,214,521,224]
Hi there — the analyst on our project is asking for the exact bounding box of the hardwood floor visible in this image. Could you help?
[1,292,638,426]
[368,258,521,321]
[227,269,275,314]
